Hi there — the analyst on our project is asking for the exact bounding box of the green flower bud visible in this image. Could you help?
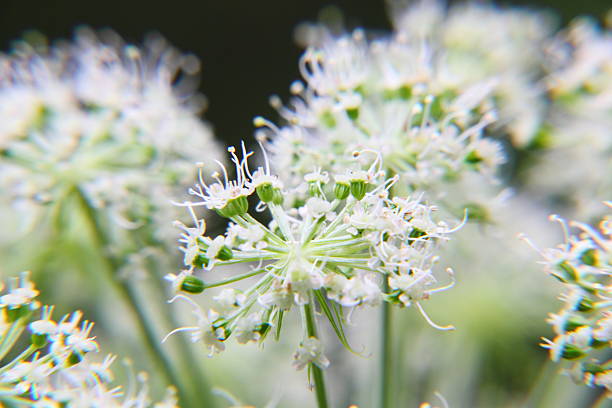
[383,85,412,100]
[350,180,367,200]
[256,183,275,203]
[564,316,589,332]
[346,107,359,121]
[67,351,83,366]
[256,322,272,336]
[181,275,205,294]
[409,228,427,241]
[321,111,336,128]
[192,254,210,269]
[577,297,595,313]
[308,182,321,197]
[590,338,608,349]
[217,196,249,218]
[272,189,284,205]
[526,124,553,151]
[580,249,598,267]
[216,246,233,261]
[582,362,606,374]
[464,150,483,165]
[334,182,350,200]
[555,261,578,283]
[561,343,586,360]
[464,203,490,223]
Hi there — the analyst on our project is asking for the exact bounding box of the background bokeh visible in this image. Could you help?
[1,0,609,149]
[0,1,610,407]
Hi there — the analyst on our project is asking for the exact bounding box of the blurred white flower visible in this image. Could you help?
[0,28,220,243]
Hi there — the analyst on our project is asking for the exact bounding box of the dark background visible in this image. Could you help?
[0,0,609,147]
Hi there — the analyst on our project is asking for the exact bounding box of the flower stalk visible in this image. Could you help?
[74,187,206,408]
[304,302,329,408]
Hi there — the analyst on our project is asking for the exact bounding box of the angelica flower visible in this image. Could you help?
[0,28,220,246]
[257,4,516,222]
[525,18,612,219]
[167,145,458,369]
[293,337,330,371]
[0,273,179,407]
[522,207,611,395]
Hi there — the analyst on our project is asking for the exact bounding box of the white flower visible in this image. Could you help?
[213,288,246,314]
[293,337,330,370]
[234,313,264,344]
[0,29,220,247]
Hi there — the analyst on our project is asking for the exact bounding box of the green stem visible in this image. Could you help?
[0,322,26,361]
[380,279,392,408]
[143,257,216,408]
[303,302,329,408]
[72,187,198,408]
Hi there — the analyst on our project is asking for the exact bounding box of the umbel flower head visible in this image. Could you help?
[0,28,219,238]
[166,144,459,369]
[0,272,178,407]
[254,1,521,221]
[525,17,612,219]
[521,205,612,396]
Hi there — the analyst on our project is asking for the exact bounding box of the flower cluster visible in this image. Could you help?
[390,0,552,147]
[167,145,458,367]
[0,28,219,239]
[0,272,178,407]
[521,207,612,395]
[526,18,612,219]
[252,3,530,224]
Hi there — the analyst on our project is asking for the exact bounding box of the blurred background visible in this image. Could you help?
[1,0,609,149]
[0,1,610,407]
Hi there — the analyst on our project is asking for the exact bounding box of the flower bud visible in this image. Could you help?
[350,180,367,200]
[67,351,83,366]
[308,182,322,197]
[217,196,249,218]
[216,246,233,261]
[256,183,275,203]
[577,297,595,313]
[464,150,483,165]
[409,227,427,242]
[583,362,606,374]
[320,111,336,128]
[555,261,578,283]
[580,249,598,267]
[272,189,284,205]
[561,343,587,360]
[334,182,350,200]
[590,338,608,349]
[192,254,210,269]
[564,316,589,332]
[180,275,205,294]
[256,322,272,336]
[346,107,359,121]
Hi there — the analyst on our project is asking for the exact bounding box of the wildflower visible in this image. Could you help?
[525,18,612,219]
[0,28,220,245]
[523,207,611,394]
[293,337,330,371]
[167,146,458,368]
[0,273,178,407]
[256,4,514,221]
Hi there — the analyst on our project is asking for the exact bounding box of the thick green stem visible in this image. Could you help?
[380,279,392,408]
[304,302,329,408]
[73,187,200,408]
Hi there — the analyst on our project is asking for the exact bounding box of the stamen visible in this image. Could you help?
[570,220,609,250]
[415,302,454,331]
